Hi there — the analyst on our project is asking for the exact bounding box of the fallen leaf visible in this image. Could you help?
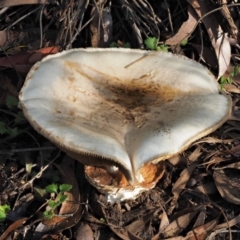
[126,209,157,235]
[185,216,219,240]
[169,164,197,214]
[0,217,27,240]
[74,223,94,240]
[213,168,240,205]
[166,5,198,45]
[162,210,200,238]
[216,213,240,229]
[0,47,59,73]
[224,84,240,94]
[188,0,231,78]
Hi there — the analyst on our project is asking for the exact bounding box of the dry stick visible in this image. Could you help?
[164,0,174,35]
[133,0,159,38]
[18,151,61,192]
[66,2,91,49]
[4,6,42,30]
[184,2,240,43]
[198,24,204,63]
[39,4,45,49]
[113,7,132,40]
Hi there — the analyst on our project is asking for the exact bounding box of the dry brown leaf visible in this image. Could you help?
[193,137,232,145]
[159,207,170,233]
[224,84,240,94]
[0,217,28,240]
[193,210,206,228]
[163,210,199,238]
[216,213,240,229]
[194,182,217,195]
[126,210,156,235]
[152,206,169,240]
[188,0,231,78]
[0,47,59,73]
[74,223,94,240]
[166,5,198,45]
[213,168,240,205]
[169,164,198,214]
[188,146,202,162]
[185,217,219,240]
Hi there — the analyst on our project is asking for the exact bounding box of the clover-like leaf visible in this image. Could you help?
[45,183,58,194]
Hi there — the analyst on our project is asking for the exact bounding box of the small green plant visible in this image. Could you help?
[6,95,18,109]
[181,39,188,46]
[220,65,240,90]
[43,183,72,219]
[0,204,11,222]
[144,37,168,52]
[0,95,26,137]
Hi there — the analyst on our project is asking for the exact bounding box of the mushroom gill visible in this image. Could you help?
[19,48,231,202]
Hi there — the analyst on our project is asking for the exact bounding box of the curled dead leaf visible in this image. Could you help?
[188,0,231,78]
[213,166,240,205]
[166,5,198,45]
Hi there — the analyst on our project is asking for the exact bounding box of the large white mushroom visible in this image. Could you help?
[19,48,231,202]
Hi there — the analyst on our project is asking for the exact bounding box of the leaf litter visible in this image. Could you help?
[1,1,240,239]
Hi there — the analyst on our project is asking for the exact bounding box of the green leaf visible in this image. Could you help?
[48,199,57,208]
[0,211,6,222]
[45,184,58,194]
[34,187,47,200]
[227,77,232,84]
[122,42,131,48]
[6,95,18,109]
[144,37,158,50]
[7,127,18,137]
[181,39,188,46]
[43,210,54,219]
[0,204,10,213]
[220,76,227,84]
[57,194,68,204]
[110,42,118,48]
[59,184,72,192]
[0,122,8,135]
[14,111,26,124]
[156,44,168,52]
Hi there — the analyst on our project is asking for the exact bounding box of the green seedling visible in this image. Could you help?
[6,95,18,109]
[181,39,188,46]
[43,183,72,219]
[0,204,11,222]
[0,121,18,137]
[220,65,240,90]
[0,95,26,138]
[144,37,168,52]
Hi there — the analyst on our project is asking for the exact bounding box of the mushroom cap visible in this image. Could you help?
[19,48,231,186]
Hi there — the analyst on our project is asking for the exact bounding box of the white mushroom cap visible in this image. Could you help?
[19,48,231,201]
